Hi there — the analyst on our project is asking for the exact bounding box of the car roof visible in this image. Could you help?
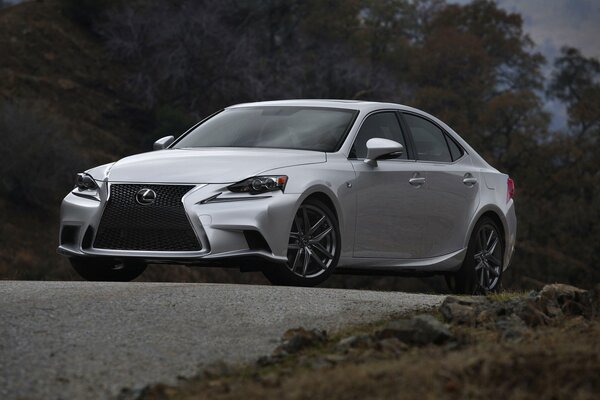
[225,99,491,168]
[227,99,420,113]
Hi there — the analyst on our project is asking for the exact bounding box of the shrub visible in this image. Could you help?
[59,0,124,28]
[0,101,89,210]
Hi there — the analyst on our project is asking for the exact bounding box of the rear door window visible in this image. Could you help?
[446,136,464,161]
[403,113,452,163]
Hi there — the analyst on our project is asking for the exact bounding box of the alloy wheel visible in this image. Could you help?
[473,224,503,291]
[286,204,337,278]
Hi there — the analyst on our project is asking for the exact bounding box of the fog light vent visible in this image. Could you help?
[243,230,271,253]
[60,226,79,246]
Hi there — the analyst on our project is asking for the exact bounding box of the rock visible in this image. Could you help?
[439,284,595,330]
[510,298,552,327]
[203,361,232,379]
[323,354,347,364]
[495,314,530,340]
[135,383,179,400]
[375,337,408,354]
[502,284,594,327]
[376,314,454,345]
[335,335,373,351]
[439,296,490,324]
[273,327,327,355]
[256,355,276,367]
[538,283,592,318]
[258,372,280,387]
[309,357,333,370]
[57,78,76,90]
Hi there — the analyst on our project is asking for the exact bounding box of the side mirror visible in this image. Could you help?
[153,135,175,151]
[364,138,404,166]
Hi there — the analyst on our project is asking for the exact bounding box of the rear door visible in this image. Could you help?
[401,112,480,257]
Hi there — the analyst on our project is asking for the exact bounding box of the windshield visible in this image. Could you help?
[173,107,358,152]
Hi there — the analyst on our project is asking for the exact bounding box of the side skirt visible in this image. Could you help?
[336,248,466,274]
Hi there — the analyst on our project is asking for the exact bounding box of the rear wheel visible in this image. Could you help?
[446,216,504,294]
[262,198,340,286]
[70,258,146,282]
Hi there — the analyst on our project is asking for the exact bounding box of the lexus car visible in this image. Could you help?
[58,100,516,293]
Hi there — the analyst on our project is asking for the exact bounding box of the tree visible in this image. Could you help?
[549,47,600,138]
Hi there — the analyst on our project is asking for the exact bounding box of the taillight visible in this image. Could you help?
[507,177,515,202]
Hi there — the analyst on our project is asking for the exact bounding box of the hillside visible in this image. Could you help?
[0,1,275,285]
[1,0,597,291]
[0,1,440,289]
[0,1,140,279]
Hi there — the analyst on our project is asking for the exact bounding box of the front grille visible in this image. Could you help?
[93,184,201,252]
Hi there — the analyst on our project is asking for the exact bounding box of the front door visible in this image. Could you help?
[349,111,432,259]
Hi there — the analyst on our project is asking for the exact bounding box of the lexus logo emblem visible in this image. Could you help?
[135,188,156,205]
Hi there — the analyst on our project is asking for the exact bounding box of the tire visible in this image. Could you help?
[70,257,147,282]
[446,216,504,294]
[262,198,340,287]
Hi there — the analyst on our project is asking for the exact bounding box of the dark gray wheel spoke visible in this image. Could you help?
[302,207,311,235]
[286,204,337,279]
[473,224,503,291]
[487,237,499,254]
[302,247,311,277]
[309,249,328,270]
[309,216,326,235]
[312,242,334,260]
[292,248,303,272]
[295,215,305,235]
[478,228,487,250]
[488,266,500,278]
[486,229,495,248]
[487,254,501,267]
[311,226,332,243]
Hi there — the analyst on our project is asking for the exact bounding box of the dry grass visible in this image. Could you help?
[139,317,600,400]
[486,290,529,302]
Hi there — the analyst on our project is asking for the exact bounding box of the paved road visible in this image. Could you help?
[0,281,444,399]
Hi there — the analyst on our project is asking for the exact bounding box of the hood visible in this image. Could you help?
[104,148,326,184]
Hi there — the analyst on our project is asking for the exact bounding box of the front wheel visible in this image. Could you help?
[70,258,147,282]
[446,216,504,294]
[262,198,340,286]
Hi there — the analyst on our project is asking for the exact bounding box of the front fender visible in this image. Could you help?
[261,157,356,258]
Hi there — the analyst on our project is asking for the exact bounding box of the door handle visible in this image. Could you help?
[463,174,477,186]
[409,177,426,186]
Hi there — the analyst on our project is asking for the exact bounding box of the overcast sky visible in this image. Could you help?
[449,0,600,129]
[448,0,599,60]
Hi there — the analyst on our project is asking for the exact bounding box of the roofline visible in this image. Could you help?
[219,99,489,166]
[226,99,414,111]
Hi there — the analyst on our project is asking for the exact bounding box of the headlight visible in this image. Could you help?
[228,175,288,195]
[75,173,98,190]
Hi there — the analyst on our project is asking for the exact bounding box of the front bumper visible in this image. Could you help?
[58,182,300,264]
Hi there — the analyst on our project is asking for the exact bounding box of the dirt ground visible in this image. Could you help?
[132,287,600,400]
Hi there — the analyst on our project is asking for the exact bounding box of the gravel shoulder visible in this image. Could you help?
[0,281,444,400]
